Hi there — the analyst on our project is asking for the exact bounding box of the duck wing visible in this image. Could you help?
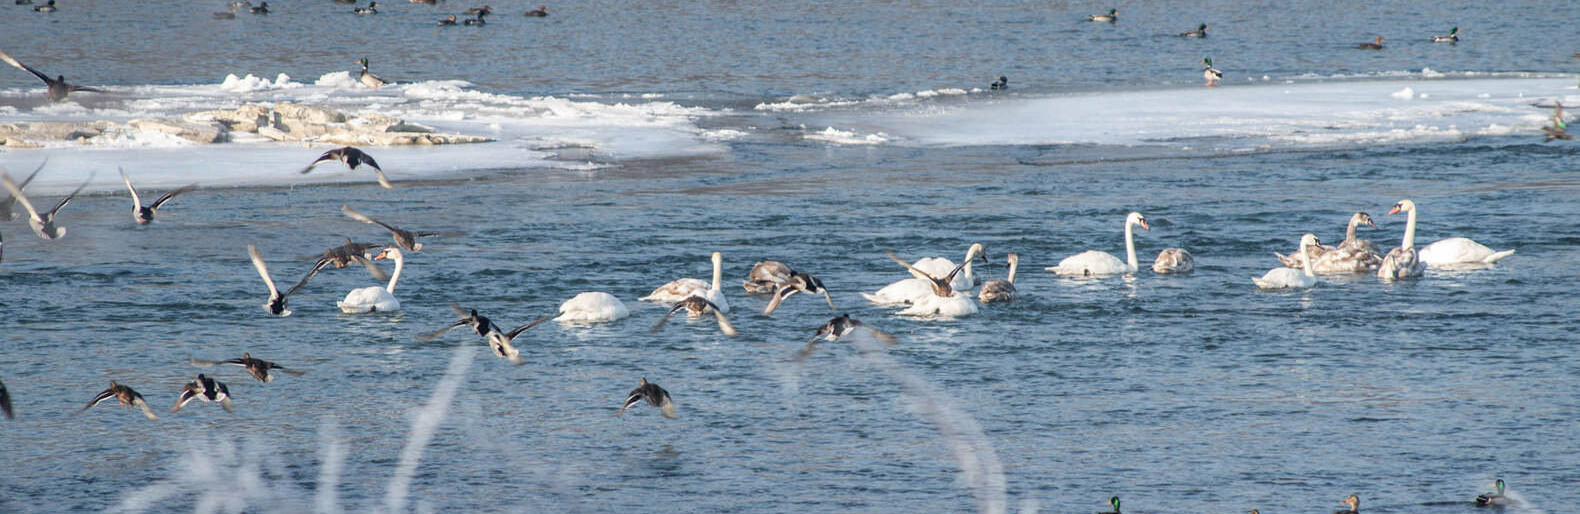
[0,49,51,85]
[0,173,43,223]
[149,184,197,211]
[118,168,142,212]
[502,314,554,339]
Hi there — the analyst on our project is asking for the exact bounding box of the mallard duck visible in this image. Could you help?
[463,11,487,24]
[652,296,737,336]
[1088,8,1116,22]
[32,0,55,12]
[295,238,389,291]
[795,313,898,359]
[1357,36,1385,50]
[1474,479,1507,507]
[301,146,392,189]
[761,270,836,315]
[418,306,550,364]
[524,5,547,17]
[1098,496,1121,514]
[249,2,269,14]
[119,168,196,225]
[1179,23,1209,37]
[80,381,159,421]
[356,57,388,90]
[989,75,1007,90]
[463,5,491,14]
[438,14,457,25]
[1335,494,1360,513]
[1431,27,1459,42]
[354,1,378,14]
[190,353,306,383]
[617,378,676,419]
[0,378,12,420]
[247,244,306,317]
[341,204,441,252]
[1202,57,1223,87]
[172,374,233,413]
[1542,101,1571,142]
[15,0,33,5]
[0,49,105,102]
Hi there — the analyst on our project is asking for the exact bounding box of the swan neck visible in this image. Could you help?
[1123,221,1138,270]
[1006,259,1018,284]
[1300,242,1316,278]
[1402,206,1417,249]
[711,255,723,291]
[386,253,403,293]
[1345,219,1359,244]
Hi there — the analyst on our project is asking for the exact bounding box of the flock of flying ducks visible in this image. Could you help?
[0,3,1553,510]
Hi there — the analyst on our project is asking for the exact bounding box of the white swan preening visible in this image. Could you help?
[861,243,986,305]
[556,292,630,322]
[1378,199,1426,281]
[337,247,403,313]
[1048,211,1148,276]
[978,252,1018,303]
[1254,234,1321,289]
[641,251,729,313]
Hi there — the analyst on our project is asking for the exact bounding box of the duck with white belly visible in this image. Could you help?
[1048,211,1148,277]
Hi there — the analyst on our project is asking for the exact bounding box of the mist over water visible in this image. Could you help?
[1,0,1578,513]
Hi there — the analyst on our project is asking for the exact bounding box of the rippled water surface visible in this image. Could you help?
[0,1,1577,513]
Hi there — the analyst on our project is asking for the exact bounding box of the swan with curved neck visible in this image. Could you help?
[1278,212,1377,268]
[979,253,1018,302]
[1378,199,1425,280]
[1048,212,1148,276]
[1305,212,1383,273]
[640,251,728,312]
[1254,234,1321,289]
[337,247,403,313]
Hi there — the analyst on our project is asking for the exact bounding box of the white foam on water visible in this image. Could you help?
[795,77,1577,150]
[0,72,731,194]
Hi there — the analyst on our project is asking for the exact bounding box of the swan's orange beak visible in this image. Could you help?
[1388,205,1402,215]
[1139,219,1150,231]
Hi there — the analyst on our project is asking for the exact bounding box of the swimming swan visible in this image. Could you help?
[1048,211,1148,276]
[337,247,403,313]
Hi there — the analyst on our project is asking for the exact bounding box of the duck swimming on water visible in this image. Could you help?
[119,168,196,225]
[1475,479,1508,507]
[1179,23,1209,37]
[1431,26,1459,42]
[989,75,1007,90]
[1098,496,1121,514]
[32,0,54,12]
[1335,494,1360,513]
[524,5,547,17]
[1357,36,1386,50]
[438,14,457,25]
[1542,101,1570,142]
[617,378,676,419]
[0,49,104,102]
[1088,8,1116,22]
[353,1,378,14]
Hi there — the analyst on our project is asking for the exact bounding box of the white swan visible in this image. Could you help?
[977,252,1018,303]
[1254,234,1321,289]
[1378,199,1426,281]
[556,292,630,322]
[640,251,728,312]
[1048,211,1148,276]
[1419,238,1515,267]
[876,250,979,317]
[861,243,985,305]
[337,247,402,313]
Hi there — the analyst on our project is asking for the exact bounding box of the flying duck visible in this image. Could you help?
[0,49,104,102]
[296,238,390,291]
[80,381,159,420]
[1431,27,1459,42]
[190,353,306,383]
[652,296,738,336]
[172,374,233,413]
[761,270,836,315]
[1,170,90,240]
[0,159,47,221]
[795,313,896,360]
[341,204,440,252]
[119,168,196,225]
[248,245,304,316]
[300,146,392,189]
[617,378,676,419]
[1179,23,1208,37]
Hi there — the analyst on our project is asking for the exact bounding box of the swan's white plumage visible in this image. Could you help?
[338,248,402,313]
[1254,234,1319,289]
[861,278,933,305]
[1048,212,1147,277]
[863,244,984,305]
[556,292,629,322]
[898,292,979,317]
[1419,237,1515,266]
[641,252,728,312]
